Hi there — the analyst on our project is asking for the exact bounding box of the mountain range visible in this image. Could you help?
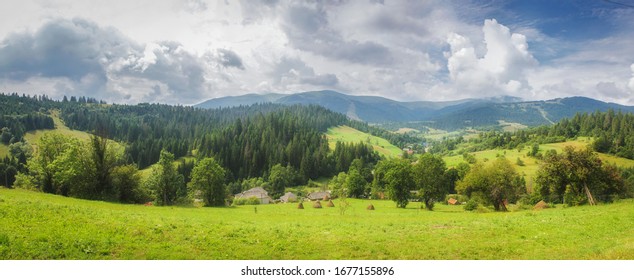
[195,90,634,130]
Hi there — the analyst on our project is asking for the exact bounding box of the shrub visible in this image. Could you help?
[232,197,261,206]
[12,173,37,191]
[247,197,261,205]
[464,199,479,211]
[516,157,525,166]
[475,205,490,213]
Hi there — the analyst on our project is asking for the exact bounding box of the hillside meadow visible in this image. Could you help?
[1,188,632,260]
[443,138,634,180]
[326,125,402,158]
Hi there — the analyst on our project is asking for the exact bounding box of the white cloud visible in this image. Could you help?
[0,1,633,105]
[445,19,537,96]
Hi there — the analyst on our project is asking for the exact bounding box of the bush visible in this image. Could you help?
[516,157,525,166]
[12,173,37,191]
[464,199,479,211]
[232,197,261,206]
[475,205,490,213]
[518,192,542,206]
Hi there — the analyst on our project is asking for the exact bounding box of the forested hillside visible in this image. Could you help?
[1,93,417,191]
[437,110,634,160]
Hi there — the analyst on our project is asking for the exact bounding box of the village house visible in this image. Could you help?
[234,187,272,204]
[279,192,297,203]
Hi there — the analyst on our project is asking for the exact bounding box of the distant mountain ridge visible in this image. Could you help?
[195,90,634,130]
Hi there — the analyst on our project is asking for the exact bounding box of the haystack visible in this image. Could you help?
[326,200,335,207]
[367,204,375,210]
[313,201,322,208]
[533,200,549,210]
[297,202,304,209]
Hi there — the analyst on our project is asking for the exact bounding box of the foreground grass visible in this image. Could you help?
[1,189,632,260]
[326,125,402,158]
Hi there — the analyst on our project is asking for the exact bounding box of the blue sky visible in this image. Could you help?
[0,0,633,105]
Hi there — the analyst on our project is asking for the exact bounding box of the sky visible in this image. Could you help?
[1,0,634,105]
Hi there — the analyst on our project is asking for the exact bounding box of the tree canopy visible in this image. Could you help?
[457,157,525,211]
[413,154,448,210]
[535,146,624,205]
[189,157,226,207]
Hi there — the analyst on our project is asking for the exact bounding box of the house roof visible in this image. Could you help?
[281,192,296,198]
[307,191,330,200]
[235,187,269,199]
[280,192,297,202]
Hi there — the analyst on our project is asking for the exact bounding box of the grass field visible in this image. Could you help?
[0,188,632,260]
[326,126,402,158]
[444,138,634,182]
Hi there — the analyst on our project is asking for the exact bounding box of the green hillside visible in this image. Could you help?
[326,125,402,158]
[1,111,94,157]
[1,188,633,259]
[444,138,634,181]
[23,111,93,143]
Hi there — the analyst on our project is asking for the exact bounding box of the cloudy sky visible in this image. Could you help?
[1,0,634,105]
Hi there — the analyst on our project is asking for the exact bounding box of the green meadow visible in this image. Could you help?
[326,125,402,158]
[443,138,634,181]
[1,188,632,260]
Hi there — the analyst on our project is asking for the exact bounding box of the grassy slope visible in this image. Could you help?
[1,111,93,158]
[138,156,196,180]
[326,125,402,158]
[0,188,632,260]
[444,138,634,181]
[23,110,93,144]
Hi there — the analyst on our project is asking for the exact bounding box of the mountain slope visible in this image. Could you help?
[194,93,285,109]
[195,91,634,130]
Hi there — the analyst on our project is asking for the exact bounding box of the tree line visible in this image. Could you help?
[1,93,417,188]
[329,145,631,211]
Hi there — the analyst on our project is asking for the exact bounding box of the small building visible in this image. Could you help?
[279,192,298,203]
[306,191,331,201]
[234,187,272,204]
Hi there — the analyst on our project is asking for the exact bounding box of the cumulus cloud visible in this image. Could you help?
[278,2,394,66]
[0,18,240,104]
[596,81,629,99]
[183,0,208,13]
[1,1,633,105]
[271,56,339,87]
[0,18,111,81]
[629,64,634,92]
[216,49,245,70]
[446,19,537,96]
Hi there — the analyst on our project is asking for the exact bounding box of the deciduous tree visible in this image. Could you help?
[457,157,525,211]
[146,150,185,206]
[413,154,448,210]
[189,157,226,206]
